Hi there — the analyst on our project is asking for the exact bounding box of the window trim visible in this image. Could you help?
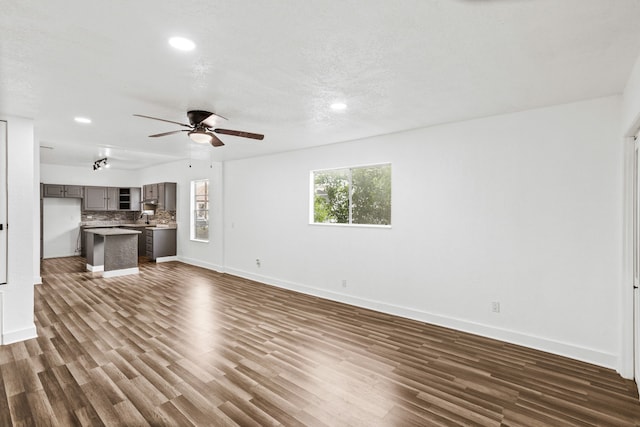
[309,162,392,228]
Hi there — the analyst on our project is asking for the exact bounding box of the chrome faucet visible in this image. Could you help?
[139,212,150,224]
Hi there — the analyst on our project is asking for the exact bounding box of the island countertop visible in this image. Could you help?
[85,228,142,236]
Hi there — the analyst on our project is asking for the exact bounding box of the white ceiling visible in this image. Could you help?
[2,0,640,170]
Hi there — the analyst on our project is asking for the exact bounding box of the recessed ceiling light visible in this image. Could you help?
[74,117,92,124]
[169,36,196,51]
[330,102,347,111]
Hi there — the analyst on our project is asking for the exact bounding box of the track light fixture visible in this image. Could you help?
[93,158,109,171]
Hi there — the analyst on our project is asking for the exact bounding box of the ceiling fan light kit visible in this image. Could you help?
[134,110,264,148]
[189,129,224,146]
[188,130,212,144]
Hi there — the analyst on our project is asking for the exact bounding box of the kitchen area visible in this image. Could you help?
[41,182,178,276]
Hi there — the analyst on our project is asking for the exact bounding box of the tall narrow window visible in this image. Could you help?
[191,179,209,242]
[311,163,391,226]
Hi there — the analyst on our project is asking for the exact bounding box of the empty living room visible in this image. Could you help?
[3,1,640,425]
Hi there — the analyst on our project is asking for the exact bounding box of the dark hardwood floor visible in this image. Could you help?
[0,257,639,426]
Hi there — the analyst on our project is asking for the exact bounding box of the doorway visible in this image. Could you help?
[0,121,6,284]
[632,135,640,382]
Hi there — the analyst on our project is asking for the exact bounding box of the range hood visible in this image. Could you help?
[142,199,157,210]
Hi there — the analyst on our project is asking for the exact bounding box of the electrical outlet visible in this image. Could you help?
[491,301,500,313]
[256,258,261,267]
[341,279,347,288]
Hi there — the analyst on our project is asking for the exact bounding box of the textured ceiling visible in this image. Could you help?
[2,0,640,170]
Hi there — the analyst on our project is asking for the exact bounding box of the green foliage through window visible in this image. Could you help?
[312,164,391,225]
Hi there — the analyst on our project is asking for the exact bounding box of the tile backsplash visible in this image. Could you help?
[81,210,176,223]
[154,210,176,223]
[81,211,136,222]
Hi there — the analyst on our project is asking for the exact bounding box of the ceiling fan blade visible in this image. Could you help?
[214,128,264,140]
[201,113,228,128]
[134,114,192,128]
[210,133,225,147]
[188,110,228,126]
[148,130,188,137]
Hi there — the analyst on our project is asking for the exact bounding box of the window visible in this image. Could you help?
[311,163,391,226]
[191,179,209,241]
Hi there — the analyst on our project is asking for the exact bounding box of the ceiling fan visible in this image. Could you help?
[133,110,264,147]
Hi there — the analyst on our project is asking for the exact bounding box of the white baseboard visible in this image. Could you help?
[2,323,37,345]
[0,285,37,347]
[156,256,178,263]
[177,256,223,273]
[224,267,617,370]
[34,276,42,285]
[43,252,77,259]
[103,267,139,278]
[86,264,104,272]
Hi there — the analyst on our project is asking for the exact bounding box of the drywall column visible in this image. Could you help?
[33,127,41,285]
[620,51,640,380]
[0,116,37,344]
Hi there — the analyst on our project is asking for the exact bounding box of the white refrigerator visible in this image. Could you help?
[42,197,81,258]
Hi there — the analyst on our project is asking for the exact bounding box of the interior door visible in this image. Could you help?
[0,121,7,284]
[634,136,640,379]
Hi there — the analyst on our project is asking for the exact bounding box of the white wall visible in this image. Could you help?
[622,54,640,136]
[1,116,37,344]
[139,159,224,271]
[40,164,141,187]
[222,96,623,369]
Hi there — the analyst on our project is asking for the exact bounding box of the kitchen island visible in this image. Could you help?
[80,223,150,257]
[85,228,142,277]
